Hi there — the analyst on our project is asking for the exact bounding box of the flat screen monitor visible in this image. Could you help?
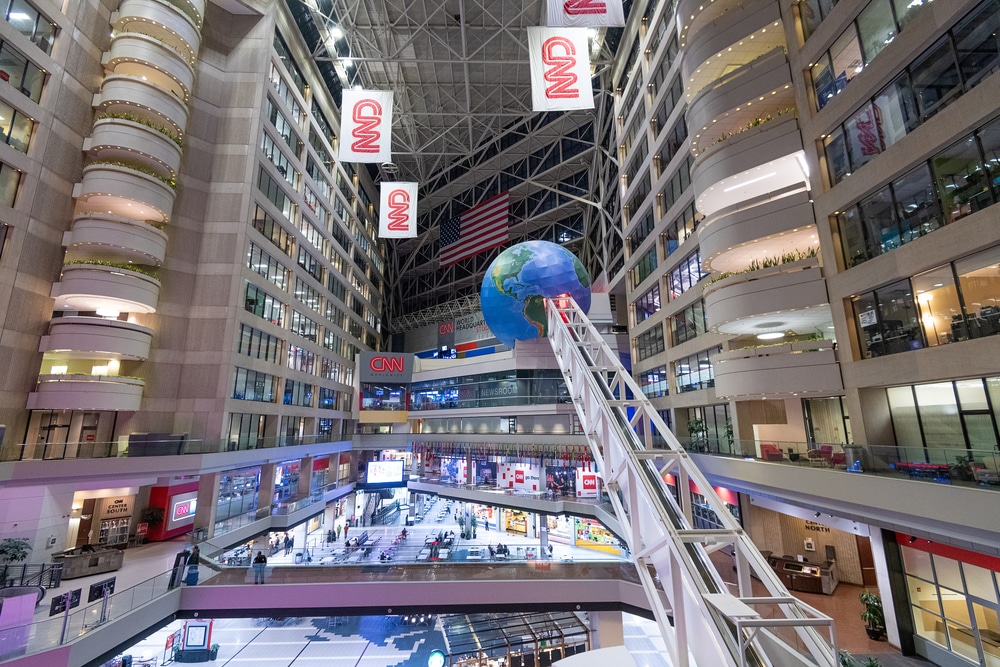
[366,460,404,485]
[88,577,116,602]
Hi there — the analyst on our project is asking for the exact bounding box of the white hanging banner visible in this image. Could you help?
[379,182,418,238]
[528,27,594,112]
[338,89,393,163]
[547,0,626,27]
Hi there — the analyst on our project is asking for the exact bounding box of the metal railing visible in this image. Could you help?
[0,568,191,663]
[0,564,62,590]
[16,435,351,461]
[683,437,1000,489]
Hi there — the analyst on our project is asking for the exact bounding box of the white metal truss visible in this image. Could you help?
[546,297,837,667]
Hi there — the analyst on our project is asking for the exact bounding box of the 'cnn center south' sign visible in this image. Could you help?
[359,352,414,383]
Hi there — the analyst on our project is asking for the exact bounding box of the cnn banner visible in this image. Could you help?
[547,0,626,27]
[528,27,594,112]
[379,181,418,238]
[339,89,393,163]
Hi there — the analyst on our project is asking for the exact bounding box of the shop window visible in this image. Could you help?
[963,562,999,603]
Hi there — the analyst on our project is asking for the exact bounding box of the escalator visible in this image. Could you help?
[546,297,836,667]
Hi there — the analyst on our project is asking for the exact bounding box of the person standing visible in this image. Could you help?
[284,535,292,555]
[184,546,200,586]
[252,551,267,584]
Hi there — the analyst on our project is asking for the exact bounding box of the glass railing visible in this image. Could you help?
[16,435,350,461]
[0,567,199,662]
[680,436,1000,490]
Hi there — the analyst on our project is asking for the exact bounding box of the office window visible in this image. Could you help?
[670,300,707,346]
[283,379,313,407]
[888,375,1000,457]
[952,1,1000,87]
[931,134,991,224]
[252,204,293,256]
[257,167,296,221]
[4,1,56,54]
[674,349,716,393]
[244,282,284,327]
[0,100,31,152]
[852,278,922,358]
[799,0,839,40]
[638,366,668,398]
[955,245,1000,341]
[856,0,897,63]
[247,242,288,289]
[0,40,44,102]
[293,277,321,313]
[232,367,278,402]
[236,324,282,364]
[668,250,707,299]
[634,324,665,362]
[633,283,661,323]
[286,344,316,374]
[297,246,323,283]
[227,413,267,450]
[0,222,8,260]
[910,36,962,121]
[629,246,657,289]
[290,310,318,342]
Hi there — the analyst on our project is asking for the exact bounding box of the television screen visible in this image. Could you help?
[367,460,404,485]
[88,577,116,602]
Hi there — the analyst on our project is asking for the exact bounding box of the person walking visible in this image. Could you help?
[252,551,267,584]
[284,535,292,556]
[184,546,201,586]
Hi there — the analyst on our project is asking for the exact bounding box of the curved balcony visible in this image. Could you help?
[699,191,816,271]
[52,263,161,314]
[42,317,154,360]
[27,374,145,412]
[714,342,843,399]
[65,213,168,266]
[85,117,182,179]
[681,0,783,101]
[94,75,189,135]
[687,48,793,155]
[114,0,201,62]
[104,33,193,100]
[74,162,175,222]
[165,0,204,28]
[692,117,806,218]
[704,259,828,334]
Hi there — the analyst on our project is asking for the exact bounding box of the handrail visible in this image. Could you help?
[0,567,194,663]
[546,296,836,667]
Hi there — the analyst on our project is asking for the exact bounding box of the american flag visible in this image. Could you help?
[439,192,510,267]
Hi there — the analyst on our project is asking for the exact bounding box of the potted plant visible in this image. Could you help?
[0,538,31,564]
[457,516,466,539]
[861,658,882,667]
[209,643,220,660]
[686,418,708,452]
[140,506,165,527]
[860,589,886,640]
[838,649,856,667]
[469,515,478,539]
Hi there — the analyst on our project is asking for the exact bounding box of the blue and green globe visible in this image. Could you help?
[481,240,592,348]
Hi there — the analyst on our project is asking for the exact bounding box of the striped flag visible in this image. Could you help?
[439,192,510,267]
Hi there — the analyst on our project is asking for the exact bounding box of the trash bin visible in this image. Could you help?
[294,552,304,564]
[185,564,199,586]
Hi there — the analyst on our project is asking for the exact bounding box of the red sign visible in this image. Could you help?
[515,470,525,484]
[173,501,194,520]
[386,189,411,231]
[438,322,455,335]
[542,37,579,99]
[136,523,148,535]
[582,475,597,490]
[350,99,383,154]
[565,0,606,14]
[369,355,405,373]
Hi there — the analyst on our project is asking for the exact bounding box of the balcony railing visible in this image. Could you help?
[680,436,1000,490]
[17,434,351,461]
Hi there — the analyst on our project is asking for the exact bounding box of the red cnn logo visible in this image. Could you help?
[515,470,525,484]
[582,475,597,489]
[542,37,579,99]
[564,0,606,14]
[369,355,405,373]
[351,99,383,153]
[386,189,411,232]
[174,501,193,520]
[438,322,455,335]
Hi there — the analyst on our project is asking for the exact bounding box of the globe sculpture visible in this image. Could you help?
[481,240,592,348]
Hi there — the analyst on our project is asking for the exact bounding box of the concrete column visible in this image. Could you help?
[258,463,276,515]
[465,451,474,485]
[193,472,219,540]
[539,514,549,557]
[298,456,313,499]
[590,611,624,649]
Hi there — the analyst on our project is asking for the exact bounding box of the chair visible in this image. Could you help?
[830,452,847,467]
[759,444,783,462]
[974,467,1000,485]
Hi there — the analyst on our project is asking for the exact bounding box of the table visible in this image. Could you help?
[417,550,431,561]
[467,549,483,561]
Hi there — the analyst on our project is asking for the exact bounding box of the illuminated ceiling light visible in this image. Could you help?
[757,332,785,340]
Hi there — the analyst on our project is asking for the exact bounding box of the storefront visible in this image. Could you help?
[574,518,620,555]
[69,489,139,548]
[144,480,199,541]
[546,515,574,545]
[896,532,1000,667]
[217,467,260,524]
[504,510,529,535]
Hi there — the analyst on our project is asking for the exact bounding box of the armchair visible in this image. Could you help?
[759,444,784,462]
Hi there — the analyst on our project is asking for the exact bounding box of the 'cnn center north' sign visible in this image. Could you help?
[359,352,414,383]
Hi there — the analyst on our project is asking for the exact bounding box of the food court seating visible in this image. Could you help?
[974,467,1000,485]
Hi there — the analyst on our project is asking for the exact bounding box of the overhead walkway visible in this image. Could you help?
[546,296,836,667]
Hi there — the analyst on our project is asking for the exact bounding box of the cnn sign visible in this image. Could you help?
[359,351,413,383]
[529,28,593,111]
